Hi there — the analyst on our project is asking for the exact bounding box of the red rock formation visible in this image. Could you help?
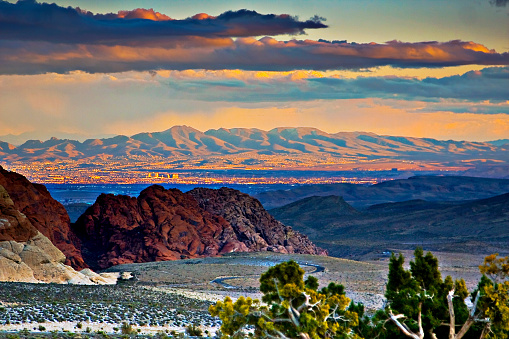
[0,166,86,269]
[72,185,248,269]
[189,187,327,256]
[0,166,325,271]
[0,185,38,242]
[73,185,326,269]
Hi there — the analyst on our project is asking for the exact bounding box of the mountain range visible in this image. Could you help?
[0,126,507,163]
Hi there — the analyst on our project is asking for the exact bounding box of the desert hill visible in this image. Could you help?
[270,192,509,258]
[0,126,507,163]
[189,187,324,255]
[257,175,509,209]
[268,195,359,238]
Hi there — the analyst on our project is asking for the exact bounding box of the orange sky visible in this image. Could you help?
[0,1,507,142]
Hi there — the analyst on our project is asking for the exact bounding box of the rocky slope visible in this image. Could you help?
[73,185,325,269]
[189,187,326,256]
[0,185,114,284]
[0,165,86,269]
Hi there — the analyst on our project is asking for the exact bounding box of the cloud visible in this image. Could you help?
[0,1,326,46]
[160,67,509,111]
[490,0,508,7]
[0,38,507,75]
[0,1,507,74]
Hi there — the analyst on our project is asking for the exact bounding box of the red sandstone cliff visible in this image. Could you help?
[189,187,327,256]
[0,166,86,269]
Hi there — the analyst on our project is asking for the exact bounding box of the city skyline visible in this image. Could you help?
[0,0,508,142]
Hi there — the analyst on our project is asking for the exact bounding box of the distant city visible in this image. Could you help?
[2,157,388,185]
[2,156,460,186]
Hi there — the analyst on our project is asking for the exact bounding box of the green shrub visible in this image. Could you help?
[185,324,202,337]
[120,322,133,335]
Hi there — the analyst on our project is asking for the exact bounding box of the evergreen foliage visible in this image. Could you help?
[209,253,509,339]
[209,260,360,339]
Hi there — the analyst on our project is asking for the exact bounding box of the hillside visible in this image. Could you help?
[72,185,325,270]
[0,165,86,268]
[270,192,509,258]
[257,175,509,209]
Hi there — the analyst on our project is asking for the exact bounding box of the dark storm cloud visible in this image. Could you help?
[0,1,327,45]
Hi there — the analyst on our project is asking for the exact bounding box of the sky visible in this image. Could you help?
[0,0,508,143]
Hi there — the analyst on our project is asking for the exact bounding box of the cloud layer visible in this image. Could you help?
[0,1,507,74]
[0,1,326,45]
[1,37,508,75]
[161,67,509,111]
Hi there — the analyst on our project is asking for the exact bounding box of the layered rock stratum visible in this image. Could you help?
[0,185,115,284]
[73,185,326,269]
[0,165,86,269]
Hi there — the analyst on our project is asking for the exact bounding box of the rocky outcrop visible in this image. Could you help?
[72,185,248,270]
[0,165,85,269]
[0,185,115,284]
[73,185,326,269]
[189,187,327,256]
[0,185,38,242]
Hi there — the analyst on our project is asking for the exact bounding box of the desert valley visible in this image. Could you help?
[1,144,509,337]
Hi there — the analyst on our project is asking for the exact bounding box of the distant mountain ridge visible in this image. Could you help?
[0,126,507,162]
[270,191,509,258]
[257,175,509,209]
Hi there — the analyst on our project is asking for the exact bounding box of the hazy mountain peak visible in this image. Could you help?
[167,125,201,134]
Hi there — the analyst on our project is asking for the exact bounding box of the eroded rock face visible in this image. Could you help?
[0,166,86,269]
[189,187,327,256]
[0,186,114,284]
[73,185,326,269]
[0,186,38,242]
[72,185,247,269]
